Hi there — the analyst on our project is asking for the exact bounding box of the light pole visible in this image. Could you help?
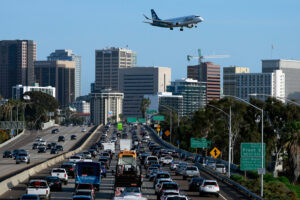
[222,94,264,197]
[249,93,300,106]
[207,104,232,178]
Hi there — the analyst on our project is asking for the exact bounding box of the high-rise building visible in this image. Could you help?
[187,62,221,103]
[262,59,300,102]
[34,60,75,107]
[236,70,285,101]
[12,83,55,99]
[167,78,206,116]
[0,40,36,98]
[119,66,171,118]
[144,92,184,118]
[70,101,90,114]
[89,89,124,125]
[95,47,136,92]
[223,66,250,96]
[47,49,81,99]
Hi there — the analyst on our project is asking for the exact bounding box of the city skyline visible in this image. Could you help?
[1,0,299,95]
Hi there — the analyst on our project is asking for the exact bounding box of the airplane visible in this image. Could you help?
[143,9,204,31]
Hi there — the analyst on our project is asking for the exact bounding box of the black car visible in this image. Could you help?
[98,157,110,169]
[61,162,76,178]
[3,150,12,158]
[38,146,47,153]
[50,148,58,154]
[56,145,63,151]
[70,135,77,140]
[46,144,52,149]
[189,177,205,191]
[46,176,62,191]
[58,136,65,142]
[32,143,39,150]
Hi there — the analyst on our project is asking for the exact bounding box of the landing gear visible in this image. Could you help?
[170,27,173,30]
[195,25,197,28]
[180,27,183,31]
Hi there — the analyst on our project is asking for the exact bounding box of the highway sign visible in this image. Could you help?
[153,115,165,121]
[147,109,157,114]
[127,117,137,123]
[210,147,221,159]
[117,123,123,131]
[138,118,146,123]
[241,143,265,171]
[190,138,211,148]
[164,130,170,136]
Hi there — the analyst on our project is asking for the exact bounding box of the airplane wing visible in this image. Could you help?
[152,19,173,26]
[143,14,152,20]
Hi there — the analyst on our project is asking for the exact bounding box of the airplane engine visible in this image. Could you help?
[187,24,194,28]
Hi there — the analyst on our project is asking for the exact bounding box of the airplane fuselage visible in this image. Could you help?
[152,15,203,28]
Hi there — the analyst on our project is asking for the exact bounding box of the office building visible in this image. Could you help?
[95,47,136,91]
[223,66,250,96]
[89,89,123,125]
[144,92,184,118]
[70,101,90,114]
[34,60,75,107]
[0,40,36,98]
[47,49,81,99]
[119,66,171,118]
[12,83,55,99]
[90,82,95,93]
[236,70,285,101]
[262,59,300,102]
[167,78,206,116]
[187,62,221,103]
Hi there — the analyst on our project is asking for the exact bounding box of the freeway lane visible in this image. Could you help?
[0,125,92,180]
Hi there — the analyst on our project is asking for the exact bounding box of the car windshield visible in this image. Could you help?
[166,197,186,200]
[124,187,141,193]
[204,181,217,186]
[47,177,59,181]
[186,167,197,170]
[29,181,47,188]
[75,191,91,196]
[216,164,225,168]
[158,174,170,178]
[163,183,178,189]
[77,184,92,189]
[52,169,65,173]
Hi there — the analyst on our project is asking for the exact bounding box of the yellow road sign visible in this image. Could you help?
[164,130,170,136]
[156,128,160,132]
[210,147,221,159]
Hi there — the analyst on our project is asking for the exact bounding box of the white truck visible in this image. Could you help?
[51,168,68,185]
[120,139,132,151]
[102,142,116,154]
[26,179,51,200]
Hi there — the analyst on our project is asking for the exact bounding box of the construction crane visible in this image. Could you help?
[187,49,230,64]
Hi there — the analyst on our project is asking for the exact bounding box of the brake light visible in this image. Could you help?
[46,190,48,194]
[70,168,74,171]
[216,185,219,188]
[55,182,60,184]
[203,185,206,187]
[64,174,66,177]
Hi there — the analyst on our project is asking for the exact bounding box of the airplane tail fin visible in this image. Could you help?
[151,9,161,20]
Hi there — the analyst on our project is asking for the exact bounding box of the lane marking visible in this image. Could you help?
[219,193,228,200]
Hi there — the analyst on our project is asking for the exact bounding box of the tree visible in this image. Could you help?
[140,98,151,118]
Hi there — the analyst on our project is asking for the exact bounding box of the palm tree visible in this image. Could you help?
[140,98,151,118]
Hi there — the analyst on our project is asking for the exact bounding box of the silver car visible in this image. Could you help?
[16,153,30,164]
[199,180,220,197]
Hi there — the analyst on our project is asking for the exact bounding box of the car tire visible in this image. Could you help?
[183,176,186,180]
[16,162,19,164]
[64,180,68,185]
[216,193,219,198]
[199,191,202,196]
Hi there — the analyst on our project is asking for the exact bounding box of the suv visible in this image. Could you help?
[26,179,50,200]
[189,177,205,191]
[58,136,65,142]
[182,166,200,179]
[61,162,76,178]
[157,182,179,199]
[51,168,68,185]
[215,164,226,174]
[199,180,220,197]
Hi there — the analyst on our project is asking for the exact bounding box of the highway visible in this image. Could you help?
[0,125,92,180]
[0,124,251,200]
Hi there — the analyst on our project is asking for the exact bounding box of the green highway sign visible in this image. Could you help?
[153,115,164,121]
[241,157,265,171]
[117,123,123,131]
[147,109,157,114]
[191,138,212,148]
[138,118,146,123]
[127,117,137,123]
[241,143,265,171]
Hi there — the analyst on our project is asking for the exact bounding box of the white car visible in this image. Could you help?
[39,140,46,146]
[26,179,50,200]
[82,151,92,159]
[81,128,87,132]
[35,137,42,142]
[215,164,226,174]
[199,180,220,197]
[69,155,82,162]
[164,195,188,200]
[160,156,173,165]
[51,168,68,184]
[155,178,173,194]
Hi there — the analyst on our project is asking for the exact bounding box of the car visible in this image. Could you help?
[46,176,62,191]
[82,151,92,159]
[75,183,95,198]
[81,128,87,132]
[71,135,77,140]
[61,162,76,178]
[56,145,64,151]
[38,146,47,153]
[147,166,159,178]
[164,195,188,200]
[157,182,180,199]
[121,187,142,197]
[160,156,173,166]
[52,128,59,134]
[58,136,65,142]
[149,168,159,181]
[88,149,97,157]
[206,160,216,169]
[100,164,106,178]
[155,178,173,194]
[35,137,42,142]
[46,144,52,149]
[182,166,200,179]
[153,172,171,187]
[20,194,40,200]
[72,195,93,200]
[51,168,68,184]
[32,143,40,150]
[215,164,226,174]
[16,152,30,164]
[199,180,220,197]
[50,148,59,154]
[26,179,50,200]
[3,150,12,158]
[98,156,110,169]
[73,191,94,200]
[189,177,205,191]
[69,155,82,162]
[169,160,180,171]
[38,140,46,146]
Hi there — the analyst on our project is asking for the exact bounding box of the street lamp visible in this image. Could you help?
[222,94,264,197]
[249,93,300,106]
[207,104,232,178]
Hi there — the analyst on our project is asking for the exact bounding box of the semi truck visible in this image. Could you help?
[75,161,101,190]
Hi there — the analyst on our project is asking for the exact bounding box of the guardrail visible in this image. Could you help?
[0,124,102,196]
[145,125,264,200]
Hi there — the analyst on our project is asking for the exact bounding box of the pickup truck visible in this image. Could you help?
[26,179,51,200]
[51,168,68,185]
[182,166,200,179]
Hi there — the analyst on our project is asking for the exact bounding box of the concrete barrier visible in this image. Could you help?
[0,124,102,197]
[0,130,25,149]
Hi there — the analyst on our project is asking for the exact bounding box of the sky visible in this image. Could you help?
[1,0,300,95]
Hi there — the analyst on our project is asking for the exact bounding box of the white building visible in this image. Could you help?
[236,70,285,101]
[70,101,90,114]
[12,83,56,99]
